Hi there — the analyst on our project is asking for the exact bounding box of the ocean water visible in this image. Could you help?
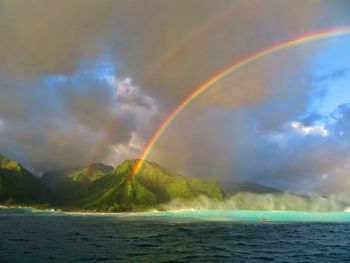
[1,208,350,262]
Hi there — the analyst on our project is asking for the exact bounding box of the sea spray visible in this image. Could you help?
[158,192,348,212]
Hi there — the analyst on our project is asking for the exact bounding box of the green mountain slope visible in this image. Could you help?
[67,163,113,183]
[1,154,348,212]
[0,154,56,206]
[218,180,281,194]
[67,160,225,211]
[41,163,113,203]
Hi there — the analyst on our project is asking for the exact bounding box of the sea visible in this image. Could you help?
[1,207,350,262]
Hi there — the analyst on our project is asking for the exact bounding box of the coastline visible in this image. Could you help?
[2,204,350,223]
[0,204,156,215]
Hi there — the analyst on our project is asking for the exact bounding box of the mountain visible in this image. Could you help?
[218,180,280,194]
[41,163,113,203]
[0,154,56,206]
[1,154,348,212]
[67,163,114,183]
[67,160,225,211]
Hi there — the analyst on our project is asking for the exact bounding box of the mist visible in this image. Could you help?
[159,193,349,212]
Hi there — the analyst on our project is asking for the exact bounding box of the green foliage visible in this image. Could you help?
[40,163,113,204]
[135,160,224,202]
[188,178,224,200]
[2,154,347,213]
[67,163,113,184]
[0,154,21,171]
[0,155,57,205]
[0,155,279,211]
[62,160,224,211]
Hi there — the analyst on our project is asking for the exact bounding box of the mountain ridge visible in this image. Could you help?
[0,154,348,212]
[0,154,56,206]
[65,160,225,211]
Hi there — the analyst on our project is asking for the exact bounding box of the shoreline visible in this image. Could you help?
[1,204,350,215]
[3,205,350,222]
[0,204,123,214]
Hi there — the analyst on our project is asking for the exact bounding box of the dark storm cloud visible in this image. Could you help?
[0,0,116,75]
[1,0,350,198]
[0,0,343,99]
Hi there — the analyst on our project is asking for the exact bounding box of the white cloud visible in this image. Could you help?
[290,121,329,137]
[105,132,143,165]
[108,77,135,100]
[102,75,162,164]
[108,75,161,125]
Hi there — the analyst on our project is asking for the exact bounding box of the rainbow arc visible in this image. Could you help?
[131,26,350,176]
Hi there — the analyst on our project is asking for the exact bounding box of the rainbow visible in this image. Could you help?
[86,2,247,169]
[141,0,250,87]
[131,26,350,176]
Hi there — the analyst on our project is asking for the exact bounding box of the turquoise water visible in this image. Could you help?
[3,207,350,222]
[1,207,350,262]
[116,209,350,222]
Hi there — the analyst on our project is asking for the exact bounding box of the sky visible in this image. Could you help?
[1,0,350,199]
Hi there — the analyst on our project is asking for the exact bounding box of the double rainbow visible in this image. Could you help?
[131,26,350,176]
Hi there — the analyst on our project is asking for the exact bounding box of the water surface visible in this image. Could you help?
[1,208,350,262]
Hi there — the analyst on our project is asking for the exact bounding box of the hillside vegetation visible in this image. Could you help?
[0,154,348,212]
[0,154,55,206]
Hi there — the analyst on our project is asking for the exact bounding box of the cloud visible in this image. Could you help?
[147,52,350,198]
[105,132,144,165]
[290,121,329,137]
[0,0,346,99]
[0,0,116,76]
[0,60,160,172]
[1,0,350,199]
[315,67,348,82]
